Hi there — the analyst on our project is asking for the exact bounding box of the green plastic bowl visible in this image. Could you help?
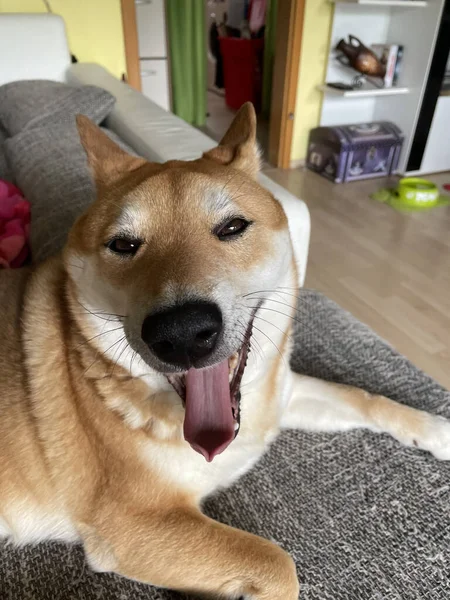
[397,178,440,208]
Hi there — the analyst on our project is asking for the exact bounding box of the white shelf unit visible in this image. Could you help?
[329,0,428,7]
[319,84,410,97]
[320,0,446,173]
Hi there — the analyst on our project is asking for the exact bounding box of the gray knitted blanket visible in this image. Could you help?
[1,289,449,600]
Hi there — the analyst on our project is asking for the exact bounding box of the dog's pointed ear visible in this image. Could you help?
[76,115,146,186]
[203,102,260,178]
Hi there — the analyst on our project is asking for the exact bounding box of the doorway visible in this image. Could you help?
[202,1,271,162]
[203,0,235,144]
[120,0,305,169]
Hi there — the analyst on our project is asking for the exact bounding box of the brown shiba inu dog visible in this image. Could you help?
[0,103,449,599]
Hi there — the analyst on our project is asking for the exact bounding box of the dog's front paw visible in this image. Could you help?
[410,413,450,460]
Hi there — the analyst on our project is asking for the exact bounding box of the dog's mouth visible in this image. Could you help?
[166,316,254,462]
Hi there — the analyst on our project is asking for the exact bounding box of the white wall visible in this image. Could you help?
[373,0,446,172]
[419,95,450,174]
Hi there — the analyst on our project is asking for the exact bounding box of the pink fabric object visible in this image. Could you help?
[0,179,30,268]
[249,0,267,33]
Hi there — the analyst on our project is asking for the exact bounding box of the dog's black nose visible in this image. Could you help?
[141,302,222,369]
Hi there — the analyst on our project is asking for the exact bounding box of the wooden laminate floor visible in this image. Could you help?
[262,167,450,390]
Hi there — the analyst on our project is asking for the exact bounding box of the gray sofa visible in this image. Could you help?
[0,78,449,600]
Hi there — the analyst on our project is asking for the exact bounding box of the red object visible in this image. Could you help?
[219,37,264,112]
[443,183,450,192]
[0,179,31,268]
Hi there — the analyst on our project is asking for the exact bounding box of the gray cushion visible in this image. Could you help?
[0,289,449,599]
[5,123,137,262]
[0,80,115,137]
[0,123,12,182]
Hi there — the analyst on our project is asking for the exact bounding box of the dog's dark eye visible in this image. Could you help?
[107,238,141,255]
[216,218,250,240]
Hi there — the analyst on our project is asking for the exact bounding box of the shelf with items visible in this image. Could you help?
[328,0,428,7]
[318,0,445,172]
[318,84,410,97]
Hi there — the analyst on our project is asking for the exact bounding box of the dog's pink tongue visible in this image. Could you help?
[183,360,235,462]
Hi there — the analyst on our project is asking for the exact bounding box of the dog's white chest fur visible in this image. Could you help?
[0,501,77,545]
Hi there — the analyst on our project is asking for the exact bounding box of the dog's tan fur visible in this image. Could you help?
[0,104,449,599]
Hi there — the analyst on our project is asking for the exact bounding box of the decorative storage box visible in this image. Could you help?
[306,122,404,183]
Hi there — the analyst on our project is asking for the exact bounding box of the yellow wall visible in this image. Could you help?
[0,0,126,79]
[291,0,334,162]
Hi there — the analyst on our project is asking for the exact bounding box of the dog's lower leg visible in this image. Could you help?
[282,374,450,460]
[83,507,299,599]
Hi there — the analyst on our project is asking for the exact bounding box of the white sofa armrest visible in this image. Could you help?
[67,64,310,285]
[67,64,216,161]
[257,174,310,286]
